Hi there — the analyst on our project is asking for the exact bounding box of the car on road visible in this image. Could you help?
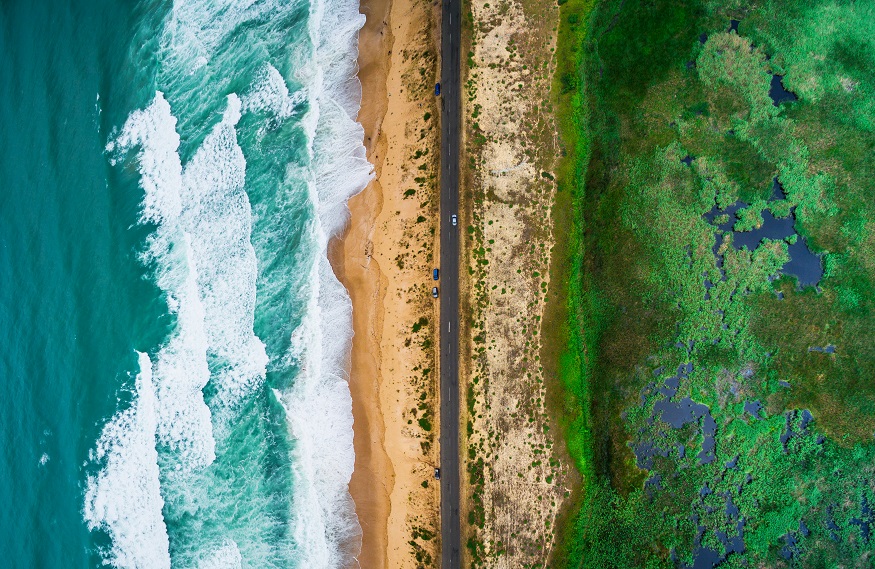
[434,468,441,480]
[435,82,441,96]
[451,214,457,226]
[433,268,439,280]
[432,287,439,298]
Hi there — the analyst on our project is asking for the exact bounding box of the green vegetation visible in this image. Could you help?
[551,0,875,566]
[543,0,596,564]
[412,316,429,333]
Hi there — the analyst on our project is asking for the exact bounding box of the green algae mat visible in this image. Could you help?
[552,0,875,566]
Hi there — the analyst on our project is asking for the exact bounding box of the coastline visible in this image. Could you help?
[333,0,442,564]
[332,0,393,564]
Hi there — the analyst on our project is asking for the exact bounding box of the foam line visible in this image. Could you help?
[83,352,171,569]
[112,92,217,470]
[178,93,268,410]
[279,0,375,563]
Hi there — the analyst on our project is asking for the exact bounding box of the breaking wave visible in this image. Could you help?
[84,0,372,566]
[84,353,171,569]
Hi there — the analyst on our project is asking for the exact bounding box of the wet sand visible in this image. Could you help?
[334,0,393,565]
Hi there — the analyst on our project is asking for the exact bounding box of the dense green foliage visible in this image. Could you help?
[544,0,596,563]
[552,0,875,566]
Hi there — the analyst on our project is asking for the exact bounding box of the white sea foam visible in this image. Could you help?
[307,0,372,237]
[197,541,243,569]
[92,0,374,564]
[112,93,216,471]
[95,90,269,569]
[89,88,269,566]
[281,258,360,568]
[119,91,268,413]
[242,64,303,119]
[279,0,374,563]
[117,89,267,410]
[161,0,283,71]
[84,353,171,569]
[178,93,268,410]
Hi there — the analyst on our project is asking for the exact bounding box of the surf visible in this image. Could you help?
[84,0,372,566]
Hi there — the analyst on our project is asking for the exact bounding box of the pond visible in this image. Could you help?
[703,178,822,288]
[769,74,798,105]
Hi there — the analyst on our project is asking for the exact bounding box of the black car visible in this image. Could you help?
[434,468,441,480]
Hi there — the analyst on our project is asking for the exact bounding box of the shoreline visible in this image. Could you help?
[333,0,442,564]
[541,0,597,563]
[332,0,393,563]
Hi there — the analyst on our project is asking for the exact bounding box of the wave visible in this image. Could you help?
[242,64,303,120]
[84,353,171,569]
[95,89,269,567]
[110,93,217,471]
[87,0,373,564]
[279,0,374,564]
[177,93,269,413]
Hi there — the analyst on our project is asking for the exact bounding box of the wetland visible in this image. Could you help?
[550,0,875,566]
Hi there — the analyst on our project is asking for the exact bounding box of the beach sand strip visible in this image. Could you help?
[332,0,442,566]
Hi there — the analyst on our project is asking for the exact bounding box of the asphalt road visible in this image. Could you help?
[438,0,462,564]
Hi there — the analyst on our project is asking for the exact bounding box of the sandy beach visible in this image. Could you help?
[331,0,442,565]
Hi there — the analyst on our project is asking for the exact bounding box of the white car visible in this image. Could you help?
[451,214,457,226]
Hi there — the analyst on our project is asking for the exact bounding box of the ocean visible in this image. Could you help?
[0,0,372,567]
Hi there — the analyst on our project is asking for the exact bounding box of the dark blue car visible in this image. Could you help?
[435,82,441,96]
[433,268,439,280]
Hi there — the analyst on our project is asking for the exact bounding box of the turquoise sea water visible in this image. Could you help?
[0,1,371,567]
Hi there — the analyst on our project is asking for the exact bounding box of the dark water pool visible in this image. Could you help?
[703,178,822,287]
[769,74,798,105]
